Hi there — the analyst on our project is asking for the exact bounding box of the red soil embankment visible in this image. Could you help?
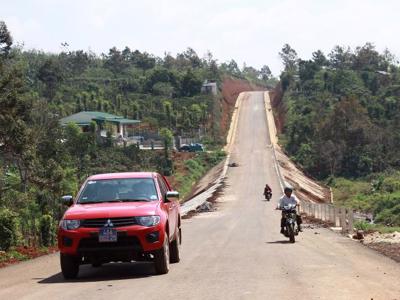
[220,77,266,136]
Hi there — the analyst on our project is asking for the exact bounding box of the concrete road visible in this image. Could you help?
[1,92,399,300]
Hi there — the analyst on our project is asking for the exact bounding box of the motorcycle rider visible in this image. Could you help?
[277,186,302,234]
[264,184,272,200]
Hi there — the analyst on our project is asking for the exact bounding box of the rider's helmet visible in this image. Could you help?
[284,186,293,193]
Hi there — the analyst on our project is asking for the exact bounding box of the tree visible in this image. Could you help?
[260,65,272,81]
[104,47,128,73]
[0,21,12,56]
[224,59,241,76]
[189,104,202,126]
[279,44,298,72]
[312,50,328,67]
[180,69,202,97]
[38,57,64,100]
[0,41,36,191]
[328,45,353,69]
[163,101,173,127]
[353,42,382,71]
[317,97,376,176]
[63,123,94,179]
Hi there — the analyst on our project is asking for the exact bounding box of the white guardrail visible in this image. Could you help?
[263,92,355,234]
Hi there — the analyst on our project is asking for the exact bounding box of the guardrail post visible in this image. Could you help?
[348,209,354,234]
[334,207,339,227]
[327,205,331,223]
[340,207,347,233]
[325,205,328,222]
[320,204,323,220]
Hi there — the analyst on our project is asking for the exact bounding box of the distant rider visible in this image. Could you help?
[264,184,272,199]
[277,186,302,233]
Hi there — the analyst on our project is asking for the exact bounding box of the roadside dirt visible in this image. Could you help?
[303,212,400,263]
[275,145,331,203]
[366,242,400,263]
[0,246,58,268]
[361,232,400,262]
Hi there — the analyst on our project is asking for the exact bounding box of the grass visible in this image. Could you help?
[174,151,226,200]
[0,249,29,266]
[354,220,400,234]
[331,173,400,229]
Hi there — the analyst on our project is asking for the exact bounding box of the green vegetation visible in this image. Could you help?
[331,173,400,226]
[174,151,226,199]
[354,220,400,234]
[0,20,271,252]
[277,43,400,226]
[0,249,29,264]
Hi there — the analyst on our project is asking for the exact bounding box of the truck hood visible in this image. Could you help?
[64,201,160,219]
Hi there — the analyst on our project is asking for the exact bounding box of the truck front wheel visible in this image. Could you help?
[60,253,80,279]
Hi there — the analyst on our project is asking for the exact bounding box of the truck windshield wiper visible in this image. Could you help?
[117,198,151,202]
[78,199,150,204]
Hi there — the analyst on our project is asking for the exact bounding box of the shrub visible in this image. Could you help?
[0,208,18,251]
[39,214,55,247]
[381,177,400,193]
[354,220,375,232]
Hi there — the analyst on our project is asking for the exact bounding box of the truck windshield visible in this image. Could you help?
[78,178,158,204]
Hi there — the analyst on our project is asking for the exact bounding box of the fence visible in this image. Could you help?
[298,200,355,234]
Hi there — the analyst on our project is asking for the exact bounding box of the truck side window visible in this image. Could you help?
[157,177,167,199]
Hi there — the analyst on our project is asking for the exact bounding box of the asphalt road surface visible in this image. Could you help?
[1,92,399,300]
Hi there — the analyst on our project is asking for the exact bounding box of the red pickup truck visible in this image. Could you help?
[58,172,181,279]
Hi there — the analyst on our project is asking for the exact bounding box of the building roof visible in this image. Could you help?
[60,111,140,126]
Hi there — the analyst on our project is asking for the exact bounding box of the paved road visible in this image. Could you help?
[1,92,399,300]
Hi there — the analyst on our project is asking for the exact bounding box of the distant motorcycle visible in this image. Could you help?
[280,203,299,243]
[264,191,272,201]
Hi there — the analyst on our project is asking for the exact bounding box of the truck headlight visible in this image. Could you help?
[60,219,81,230]
[136,216,160,227]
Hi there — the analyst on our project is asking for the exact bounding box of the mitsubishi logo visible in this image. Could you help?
[105,219,114,227]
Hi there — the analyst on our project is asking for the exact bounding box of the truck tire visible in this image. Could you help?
[154,235,169,274]
[60,253,80,279]
[169,228,181,263]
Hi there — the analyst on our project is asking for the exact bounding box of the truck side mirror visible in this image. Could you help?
[165,191,179,202]
[61,195,74,207]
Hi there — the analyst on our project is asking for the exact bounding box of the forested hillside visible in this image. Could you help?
[274,43,400,226]
[0,20,274,254]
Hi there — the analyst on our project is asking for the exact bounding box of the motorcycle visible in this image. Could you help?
[280,203,299,243]
[264,191,272,201]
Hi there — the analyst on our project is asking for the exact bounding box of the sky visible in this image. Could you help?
[2,0,400,75]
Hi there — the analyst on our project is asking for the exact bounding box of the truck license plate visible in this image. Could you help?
[99,227,117,242]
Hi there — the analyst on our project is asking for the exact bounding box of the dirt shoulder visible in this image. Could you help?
[361,232,400,263]
[275,145,331,203]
